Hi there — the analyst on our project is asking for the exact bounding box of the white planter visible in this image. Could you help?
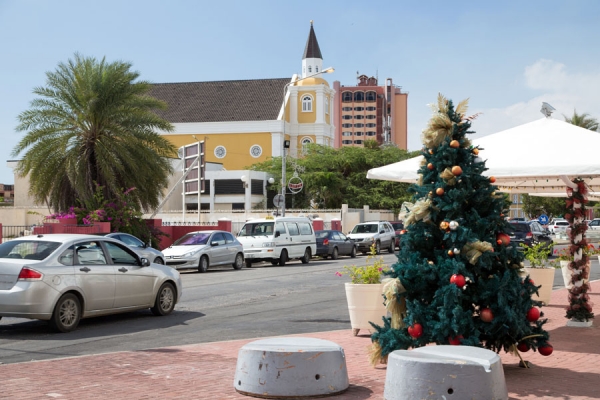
[344,282,387,336]
[524,267,555,306]
[560,260,573,289]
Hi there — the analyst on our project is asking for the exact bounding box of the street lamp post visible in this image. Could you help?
[281,67,334,217]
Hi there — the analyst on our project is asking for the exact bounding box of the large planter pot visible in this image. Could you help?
[524,267,555,305]
[344,282,387,336]
[560,260,573,289]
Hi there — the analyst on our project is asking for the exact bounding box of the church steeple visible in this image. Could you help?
[301,20,323,78]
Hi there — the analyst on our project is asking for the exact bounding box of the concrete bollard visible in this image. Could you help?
[234,337,349,398]
[384,345,508,400]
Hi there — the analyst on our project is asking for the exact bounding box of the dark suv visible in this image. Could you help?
[508,221,553,253]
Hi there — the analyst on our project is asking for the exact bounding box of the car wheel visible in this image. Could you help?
[375,241,381,255]
[198,255,209,273]
[232,253,243,270]
[350,246,357,258]
[301,248,311,264]
[153,257,164,265]
[49,293,81,333]
[246,259,253,268]
[388,240,395,254]
[151,282,176,316]
[279,249,288,266]
[331,247,339,260]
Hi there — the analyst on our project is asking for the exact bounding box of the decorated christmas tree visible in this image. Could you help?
[370,95,553,364]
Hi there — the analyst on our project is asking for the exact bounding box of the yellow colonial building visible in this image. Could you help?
[149,22,335,212]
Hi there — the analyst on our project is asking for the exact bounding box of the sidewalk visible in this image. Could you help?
[1,282,599,400]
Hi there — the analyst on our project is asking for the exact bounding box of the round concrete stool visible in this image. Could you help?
[233,337,349,398]
[384,345,508,400]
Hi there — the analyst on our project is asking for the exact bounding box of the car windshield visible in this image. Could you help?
[391,222,404,230]
[509,223,529,233]
[315,231,330,239]
[173,233,211,246]
[351,224,378,234]
[0,240,61,260]
[238,222,275,236]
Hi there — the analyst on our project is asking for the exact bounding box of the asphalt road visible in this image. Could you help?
[0,245,597,365]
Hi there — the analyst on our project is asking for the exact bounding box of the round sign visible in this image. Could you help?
[288,176,303,194]
[538,214,549,225]
[273,194,284,208]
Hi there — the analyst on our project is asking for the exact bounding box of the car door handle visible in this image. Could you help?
[118,267,128,273]
[79,267,90,272]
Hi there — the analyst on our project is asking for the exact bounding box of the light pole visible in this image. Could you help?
[281,67,334,217]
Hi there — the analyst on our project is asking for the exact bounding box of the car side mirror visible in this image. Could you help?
[274,231,280,238]
[141,257,151,267]
[380,230,385,234]
[211,241,219,246]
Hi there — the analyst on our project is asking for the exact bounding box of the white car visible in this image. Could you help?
[547,219,569,234]
[347,221,396,254]
[162,230,244,272]
[588,219,600,230]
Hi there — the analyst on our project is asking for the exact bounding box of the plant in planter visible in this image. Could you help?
[337,243,392,336]
[521,243,557,305]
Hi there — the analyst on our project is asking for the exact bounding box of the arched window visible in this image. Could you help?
[302,95,313,112]
[301,137,313,154]
[342,92,353,102]
[354,91,365,102]
[308,66,312,73]
[366,91,377,102]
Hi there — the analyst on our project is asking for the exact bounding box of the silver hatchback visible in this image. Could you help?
[0,234,182,332]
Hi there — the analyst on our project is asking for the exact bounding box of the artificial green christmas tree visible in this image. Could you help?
[370,95,552,364]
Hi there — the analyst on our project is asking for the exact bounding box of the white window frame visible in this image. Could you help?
[302,95,313,112]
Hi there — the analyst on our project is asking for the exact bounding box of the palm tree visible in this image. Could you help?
[563,109,599,132]
[12,53,177,212]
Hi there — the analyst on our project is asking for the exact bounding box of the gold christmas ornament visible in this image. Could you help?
[450,140,460,148]
[490,176,496,183]
[472,148,479,155]
[451,165,463,176]
[436,187,445,196]
[427,163,434,170]
[440,221,450,230]
[429,149,434,154]
[448,249,454,256]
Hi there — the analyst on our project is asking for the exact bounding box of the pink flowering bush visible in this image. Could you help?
[336,243,389,284]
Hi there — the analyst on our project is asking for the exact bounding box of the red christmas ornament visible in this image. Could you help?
[527,307,540,322]
[538,343,553,356]
[480,308,494,323]
[408,323,423,338]
[517,342,530,352]
[448,335,463,345]
[496,233,511,246]
[489,176,496,183]
[427,163,434,170]
[450,274,466,288]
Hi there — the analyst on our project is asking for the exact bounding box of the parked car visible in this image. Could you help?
[588,218,600,230]
[0,234,182,332]
[547,219,569,234]
[508,221,554,253]
[163,230,244,272]
[347,221,395,255]
[315,230,357,259]
[389,221,404,249]
[100,232,165,265]
[236,217,316,267]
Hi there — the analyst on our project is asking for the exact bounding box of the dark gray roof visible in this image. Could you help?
[148,78,290,123]
[303,23,322,60]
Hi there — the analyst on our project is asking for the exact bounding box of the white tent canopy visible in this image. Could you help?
[367,117,600,194]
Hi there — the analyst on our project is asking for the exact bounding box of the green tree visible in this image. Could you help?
[371,95,550,362]
[247,141,418,211]
[12,53,177,213]
[521,194,566,219]
[563,110,599,131]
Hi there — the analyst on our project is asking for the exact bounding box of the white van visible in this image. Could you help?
[237,217,317,267]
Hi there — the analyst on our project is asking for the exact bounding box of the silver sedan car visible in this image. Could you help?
[0,234,182,332]
[162,230,244,272]
[102,232,165,264]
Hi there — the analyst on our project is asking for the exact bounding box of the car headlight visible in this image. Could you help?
[262,242,276,247]
[182,250,199,258]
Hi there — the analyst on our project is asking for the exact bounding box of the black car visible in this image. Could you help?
[508,221,554,253]
[315,230,357,259]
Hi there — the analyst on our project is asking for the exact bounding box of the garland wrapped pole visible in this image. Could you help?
[562,176,594,326]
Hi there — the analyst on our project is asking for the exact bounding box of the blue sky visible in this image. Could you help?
[1,0,599,184]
